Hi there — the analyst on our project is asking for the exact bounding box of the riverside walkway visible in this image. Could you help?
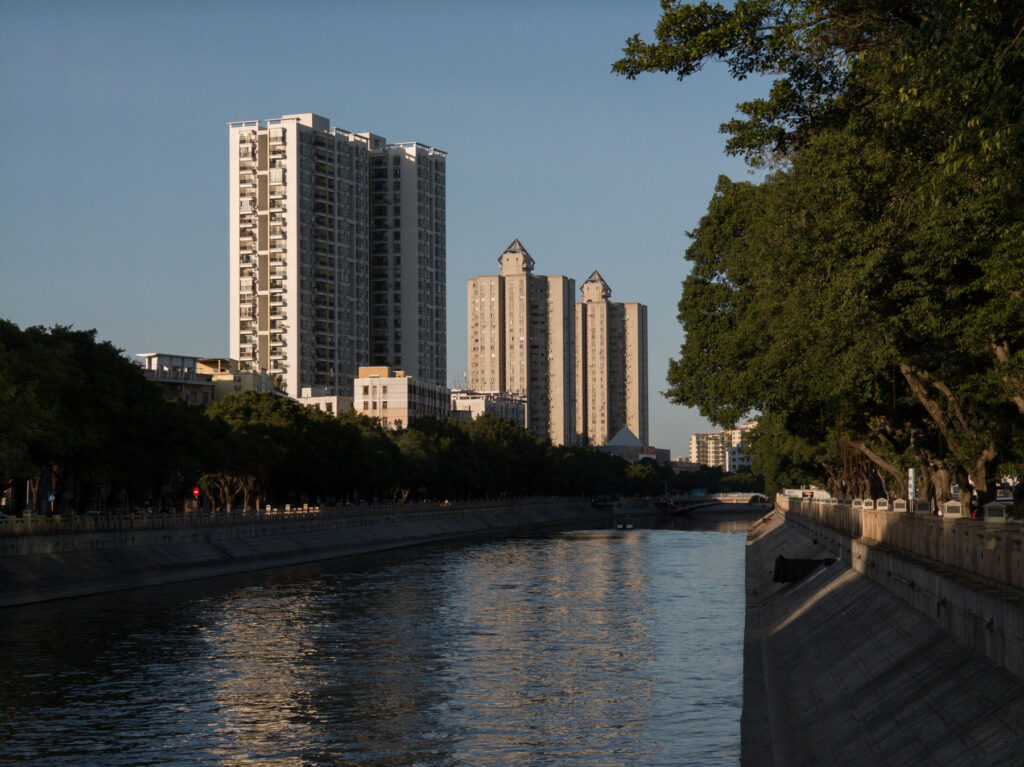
[0,497,607,607]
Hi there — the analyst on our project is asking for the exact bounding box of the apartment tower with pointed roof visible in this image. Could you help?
[575,271,648,446]
[466,240,576,445]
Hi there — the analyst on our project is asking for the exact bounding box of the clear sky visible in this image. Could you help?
[0,0,766,458]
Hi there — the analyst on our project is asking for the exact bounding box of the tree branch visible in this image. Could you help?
[844,436,905,492]
[991,338,1024,414]
[899,363,962,455]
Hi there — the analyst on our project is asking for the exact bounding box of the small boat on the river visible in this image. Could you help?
[592,495,622,511]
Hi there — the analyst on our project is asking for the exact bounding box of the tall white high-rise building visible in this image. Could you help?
[368,141,447,383]
[228,113,445,397]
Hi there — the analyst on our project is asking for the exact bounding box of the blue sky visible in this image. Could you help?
[0,0,766,458]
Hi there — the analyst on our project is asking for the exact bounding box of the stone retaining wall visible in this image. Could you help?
[0,499,603,608]
[778,496,1024,677]
[743,510,1024,766]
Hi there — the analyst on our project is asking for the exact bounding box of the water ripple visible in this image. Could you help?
[0,526,745,766]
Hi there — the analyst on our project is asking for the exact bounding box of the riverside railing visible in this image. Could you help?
[0,497,590,538]
[778,494,1024,590]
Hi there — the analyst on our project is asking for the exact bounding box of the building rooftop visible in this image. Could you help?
[606,427,642,447]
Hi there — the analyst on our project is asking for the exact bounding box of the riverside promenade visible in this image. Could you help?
[743,496,1024,766]
[0,498,606,607]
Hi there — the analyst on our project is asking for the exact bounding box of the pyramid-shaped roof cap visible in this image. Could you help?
[580,270,612,301]
[606,426,642,447]
[499,238,535,274]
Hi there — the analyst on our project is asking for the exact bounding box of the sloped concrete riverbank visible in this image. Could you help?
[743,511,1024,766]
[0,499,604,608]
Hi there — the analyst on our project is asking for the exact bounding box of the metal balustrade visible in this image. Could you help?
[0,497,586,539]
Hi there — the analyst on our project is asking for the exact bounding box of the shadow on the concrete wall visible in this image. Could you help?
[744,513,1024,767]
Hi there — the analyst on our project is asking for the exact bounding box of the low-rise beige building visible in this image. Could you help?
[467,240,576,445]
[196,357,275,401]
[574,271,648,446]
[354,366,449,429]
[450,389,527,427]
[137,353,216,406]
[296,386,354,416]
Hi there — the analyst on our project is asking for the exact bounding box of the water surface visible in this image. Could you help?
[0,523,746,765]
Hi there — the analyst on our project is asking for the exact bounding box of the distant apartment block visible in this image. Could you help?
[670,457,703,473]
[574,271,648,446]
[450,389,527,428]
[196,357,275,401]
[228,113,446,400]
[354,366,449,429]
[139,354,280,405]
[690,422,757,470]
[296,387,353,416]
[137,353,216,406]
[467,240,576,445]
[726,445,754,473]
[690,432,725,468]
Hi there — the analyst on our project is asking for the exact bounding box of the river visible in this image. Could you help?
[0,516,749,766]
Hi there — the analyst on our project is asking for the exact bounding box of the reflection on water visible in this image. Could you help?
[0,524,746,766]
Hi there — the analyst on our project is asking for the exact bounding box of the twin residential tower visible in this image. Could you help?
[228,113,446,397]
[468,240,648,447]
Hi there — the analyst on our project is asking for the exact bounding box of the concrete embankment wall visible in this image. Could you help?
[743,511,1024,767]
[0,499,603,608]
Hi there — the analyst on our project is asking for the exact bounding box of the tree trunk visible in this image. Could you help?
[927,462,953,508]
[955,465,972,511]
[900,363,1002,509]
[969,442,1000,508]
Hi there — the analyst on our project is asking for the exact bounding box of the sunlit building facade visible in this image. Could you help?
[354,366,449,429]
[466,240,576,445]
[228,113,445,398]
[690,422,757,470]
[574,271,648,447]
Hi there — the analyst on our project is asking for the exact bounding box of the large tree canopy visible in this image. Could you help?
[4,321,750,512]
[617,1,1024,505]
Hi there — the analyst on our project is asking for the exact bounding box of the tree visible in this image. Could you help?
[0,321,187,513]
[617,2,1024,505]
